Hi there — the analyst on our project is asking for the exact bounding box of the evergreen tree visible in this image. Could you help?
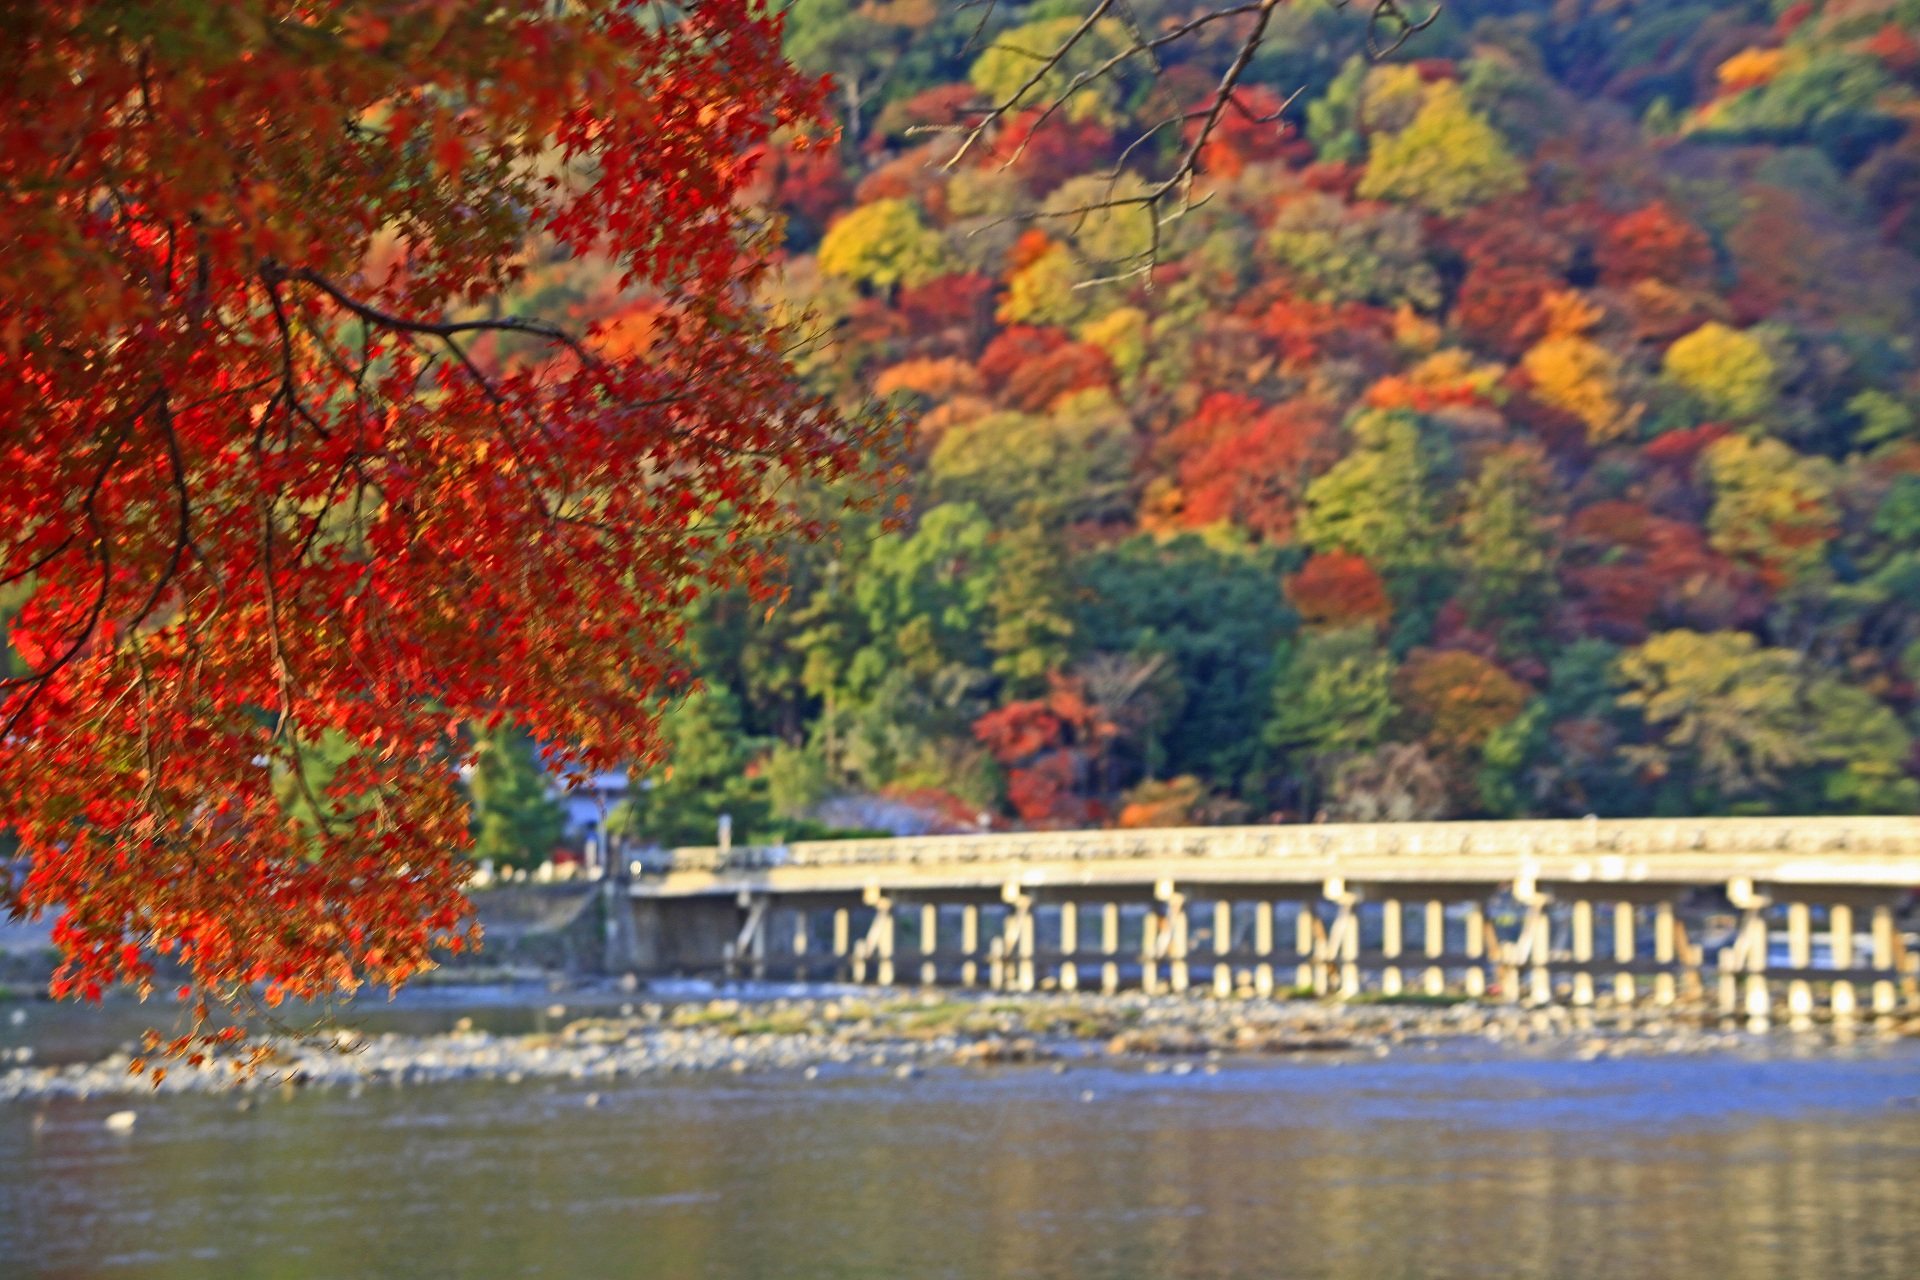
[469,728,566,870]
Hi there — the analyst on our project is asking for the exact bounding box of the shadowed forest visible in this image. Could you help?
[507,0,1920,848]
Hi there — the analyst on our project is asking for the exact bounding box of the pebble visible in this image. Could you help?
[103,1110,136,1133]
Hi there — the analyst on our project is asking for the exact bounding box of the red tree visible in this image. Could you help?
[0,1,876,1061]
[1003,343,1115,414]
[1286,552,1392,628]
[978,324,1069,389]
[973,678,1111,827]
[1169,396,1333,539]
[1598,203,1714,288]
[1189,86,1304,178]
[993,111,1116,196]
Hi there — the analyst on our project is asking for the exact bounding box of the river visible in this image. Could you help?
[4,1025,1918,1279]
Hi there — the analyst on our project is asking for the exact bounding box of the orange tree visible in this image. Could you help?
[0,1,879,1060]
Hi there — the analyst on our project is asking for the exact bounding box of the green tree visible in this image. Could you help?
[968,16,1135,124]
[1041,174,1156,266]
[796,503,999,791]
[785,0,935,147]
[928,392,1136,526]
[1805,680,1920,813]
[1074,535,1295,789]
[1701,435,1838,584]
[1264,193,1441,310]
[1457,442,1563,631]
[1265,626,1398,761]
[1306,54,1367,163]
[1691,48,1903,166]
[1616,630,1806,802]
[984,522,1077,694]
[1617,629,1918,812]
[608,687,770,850]
[469,728,566,869]
[1356,81,1527,216]
[1299,411,1438,570]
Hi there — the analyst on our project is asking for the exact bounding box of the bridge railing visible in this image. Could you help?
[642,816,1920,877]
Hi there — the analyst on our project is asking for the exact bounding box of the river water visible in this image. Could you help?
[4,1033,1919,1279]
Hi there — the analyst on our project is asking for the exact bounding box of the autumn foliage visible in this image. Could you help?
[0,1,874,1052]
[1286,552,1392,628]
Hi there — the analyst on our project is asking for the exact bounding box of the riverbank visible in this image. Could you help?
[6,988,1920,1101]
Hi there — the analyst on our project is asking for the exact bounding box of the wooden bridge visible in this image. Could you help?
[622,816,1920,1026]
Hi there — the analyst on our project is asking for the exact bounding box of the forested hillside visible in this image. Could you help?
[619,0,1920,840]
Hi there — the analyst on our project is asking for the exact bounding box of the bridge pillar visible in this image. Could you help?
[1212,900,1233,998]
[1255,901,1275,997]
[1423,900,1445,996]
[1726,880,1772,1030]
[1101,902,1120,994]
[1141,912,1160,995]
[862,887,896,988]
[1003,884,1035,993]
[1787,902,1813,1028]
[961,905,979,987]
[833,908,851,981]
[1528,901,1553,1006]
[1296,904,1318,994]
[1613,903,1636,1005]
[1152,886,1182,997]
[1059,900,1079,992]
[1872,905,1898,1015]
[1830,904,1855,1019]
[1381,899,1403,997]
[1653,902,1677,1005]
[1570,899,1594,1007]
[1324,879,1359,998]
[791,908,810,979]
[1165,886,1191,994]
[1462,901,1486,997]
[920,903,940,987]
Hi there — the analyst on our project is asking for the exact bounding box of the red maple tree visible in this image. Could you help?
[1286,552,1392,628]
[0,1,880,1062]
[1168,395,1332,540]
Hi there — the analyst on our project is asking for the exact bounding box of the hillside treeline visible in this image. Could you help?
[587,0,1920,845]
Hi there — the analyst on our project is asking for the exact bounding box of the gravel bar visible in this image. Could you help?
[5,991,1917,1100]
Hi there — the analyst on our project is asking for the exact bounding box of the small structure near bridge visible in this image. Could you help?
[624,816,1920,1028]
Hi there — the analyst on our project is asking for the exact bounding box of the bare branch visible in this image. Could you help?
[924,0,1440,287]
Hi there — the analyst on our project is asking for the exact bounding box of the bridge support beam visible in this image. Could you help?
[1381,899,1403,997]
[1571,899,1594,1007]
[1787,901,1812,1028]
[1212,900,1233,998]
[1613,902,1636,1005]
[1297,904,1318,994]
[1254,901,1275,997]
[1463,901,1486,997]
[1324,879,1359,998]
[961,905,979,988]
[1101,902,1120,994]
[867,889,897,987]
[920,903,939,987]
[1873,904,1897,1015]
[1059,901,1079,992]
[1002,884,1035,993]
[1423,900,1445,996]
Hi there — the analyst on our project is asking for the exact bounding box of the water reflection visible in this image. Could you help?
[4,1050,1918,1278]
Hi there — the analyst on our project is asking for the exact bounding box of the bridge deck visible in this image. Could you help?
[631,816,1920,900]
